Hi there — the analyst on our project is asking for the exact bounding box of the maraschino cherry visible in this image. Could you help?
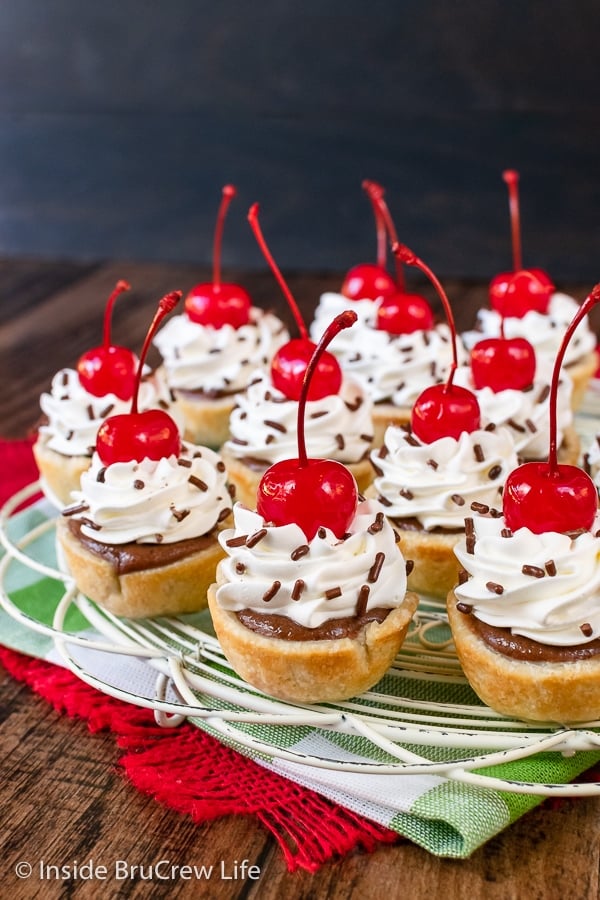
[393,243,481,442]
[340,181,398,303]
[362,180,435,335]
[185,185,252,329]
[248,202,342,401]
[77,280,137,401]
[470,320,536,392]
[257,311,359,540]
[489,170,554,319]
[503,285,600,535]
[96,292,183,465]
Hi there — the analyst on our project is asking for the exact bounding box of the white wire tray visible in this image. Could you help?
[2,480,600,797]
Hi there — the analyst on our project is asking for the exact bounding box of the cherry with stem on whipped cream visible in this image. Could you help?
[77,280,137,401]
[257,310,359,540]
[470,315,536,392]
[503,284,600,535]
[393,243,481,442]
[339,181,398,303]
[248,202,342,401]
[489,170,554,319]
[185,185,252,329]
[96,292,183,465]
[362,181,435,335]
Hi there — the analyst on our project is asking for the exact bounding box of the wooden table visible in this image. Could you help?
[1,258,599,899]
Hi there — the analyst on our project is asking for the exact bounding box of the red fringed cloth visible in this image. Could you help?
[0,437,399,872]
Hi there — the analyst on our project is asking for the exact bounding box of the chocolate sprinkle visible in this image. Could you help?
[471,501,489,514]
[427,458,439,470]
[317,527,327,539]
[96,467,106,483]
[291,579,305,600]
[458,568,469,585]
[133,479,145,490]
[246,528,268,548]
[62,502,90,517]
[262,581,281,602]
[522,564,545,578]
[399,488,414,500]
[465,517,476,554]
[473,444,484,462]
[218,508,231,522]
[456,601,473,614]
[486,581,504,594]
[177,458,193,468]
[451,493,465,506]
[545,559,557,576]
[488,464,502,480]
[170,507,191,522]
[188,475,209,491]
[264,419,287,433]
[325,586,342,600]
[405,559,414,576]
[368,512,385,534]
[225,534,249,547]
[580,623,593,637]
[235,562,246,574]
[536,384,551,404]
[367,551,385,583]
[291,544,310,561]
[501,528,513,538]
[356,584,370,616]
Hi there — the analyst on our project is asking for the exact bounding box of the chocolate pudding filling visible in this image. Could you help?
[461,610,600,662]
[393,516,464,535]
[176,386,238,401]
[67,518,217,575]
[236,608,392,641]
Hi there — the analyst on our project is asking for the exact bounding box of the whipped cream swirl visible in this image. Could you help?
[38,368,179,458]
[224,370,373,465]
[452,362,573,460]
[153,308,289,394]
[215,500,409,629]
[454,514,600,646]
[64,442,232,544]
[462,293,596,367]
[310,292,465,404]
[371,426,518,530]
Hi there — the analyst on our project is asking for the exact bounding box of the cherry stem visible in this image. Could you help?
[393,242,458,389]
[362,179,387,269]
[296,310,357,467]
[247,202,308,340]
[363,180,406,292]
[503,170,523,272]
[547,283,600,473]
[130,291,181,415]
[213,185,237,291]
[102,280,131,348]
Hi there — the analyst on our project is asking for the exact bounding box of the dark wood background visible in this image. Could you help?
[0,1,599,280]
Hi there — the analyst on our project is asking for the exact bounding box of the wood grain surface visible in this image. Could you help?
[1,260,600,899]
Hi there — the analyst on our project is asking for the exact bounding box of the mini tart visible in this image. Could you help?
[220,446,374,508]
[392,524,463,599]
[447,591,600,723]
[33,436,91,507]
[566,350,599,411]
[208,582,419,703]
[371,403,412,448]
[57,515,230,619]
[165,384,236,449]
[554,423,581,466]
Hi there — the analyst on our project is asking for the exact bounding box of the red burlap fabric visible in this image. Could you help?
[0,437,399,872]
